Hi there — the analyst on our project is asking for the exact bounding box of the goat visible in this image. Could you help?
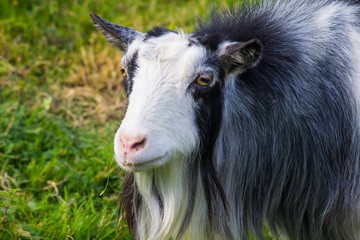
[90,0,360,239]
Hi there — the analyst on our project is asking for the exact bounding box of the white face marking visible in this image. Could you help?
[114,32,209,170]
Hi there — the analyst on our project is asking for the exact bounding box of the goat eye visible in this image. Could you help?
[196,75,212,86]
[120,65,127,77]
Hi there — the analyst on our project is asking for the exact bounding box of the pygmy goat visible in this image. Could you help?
[90,0,360,239]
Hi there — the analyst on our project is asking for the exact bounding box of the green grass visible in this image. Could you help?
[0,0,274,239]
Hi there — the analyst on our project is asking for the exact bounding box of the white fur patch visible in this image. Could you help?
[114,32,207,170]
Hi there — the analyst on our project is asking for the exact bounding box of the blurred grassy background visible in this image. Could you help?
[0,0,273,239]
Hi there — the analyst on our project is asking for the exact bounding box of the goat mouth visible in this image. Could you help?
[121,154,167,171]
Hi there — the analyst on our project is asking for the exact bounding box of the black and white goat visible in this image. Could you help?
[91,0,360,239]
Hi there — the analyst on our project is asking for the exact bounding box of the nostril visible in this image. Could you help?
[130,138,146,151]
[119,134,147,154]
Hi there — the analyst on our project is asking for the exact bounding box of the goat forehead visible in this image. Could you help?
[143,32,194,59]
[127,32,205,64]
[126,32,209,91]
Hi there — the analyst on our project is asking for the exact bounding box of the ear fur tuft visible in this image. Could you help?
[217,39,262,73]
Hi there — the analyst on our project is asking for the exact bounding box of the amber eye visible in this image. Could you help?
[196,75,212,86]
[120,65,127,77]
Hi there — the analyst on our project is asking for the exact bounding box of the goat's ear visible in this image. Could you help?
[217,39,262,73]
[90,12,144,52]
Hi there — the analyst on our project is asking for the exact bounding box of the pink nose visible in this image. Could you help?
[119,134,147,156]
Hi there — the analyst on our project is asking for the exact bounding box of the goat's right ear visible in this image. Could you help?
[90,12,144,52]
[217,39,262,73]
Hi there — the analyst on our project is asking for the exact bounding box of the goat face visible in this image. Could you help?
[90,13,262,171]
[115,32,210,171]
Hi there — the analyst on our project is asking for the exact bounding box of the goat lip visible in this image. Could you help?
[121,154,167,170]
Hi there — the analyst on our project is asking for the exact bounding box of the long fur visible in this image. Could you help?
[195,1,360,239]
[110,0,360,239]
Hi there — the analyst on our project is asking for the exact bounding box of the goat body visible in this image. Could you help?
[91,0,360,239]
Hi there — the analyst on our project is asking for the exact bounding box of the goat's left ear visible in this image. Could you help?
[90,12,144,52]
[217,39,262,73]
